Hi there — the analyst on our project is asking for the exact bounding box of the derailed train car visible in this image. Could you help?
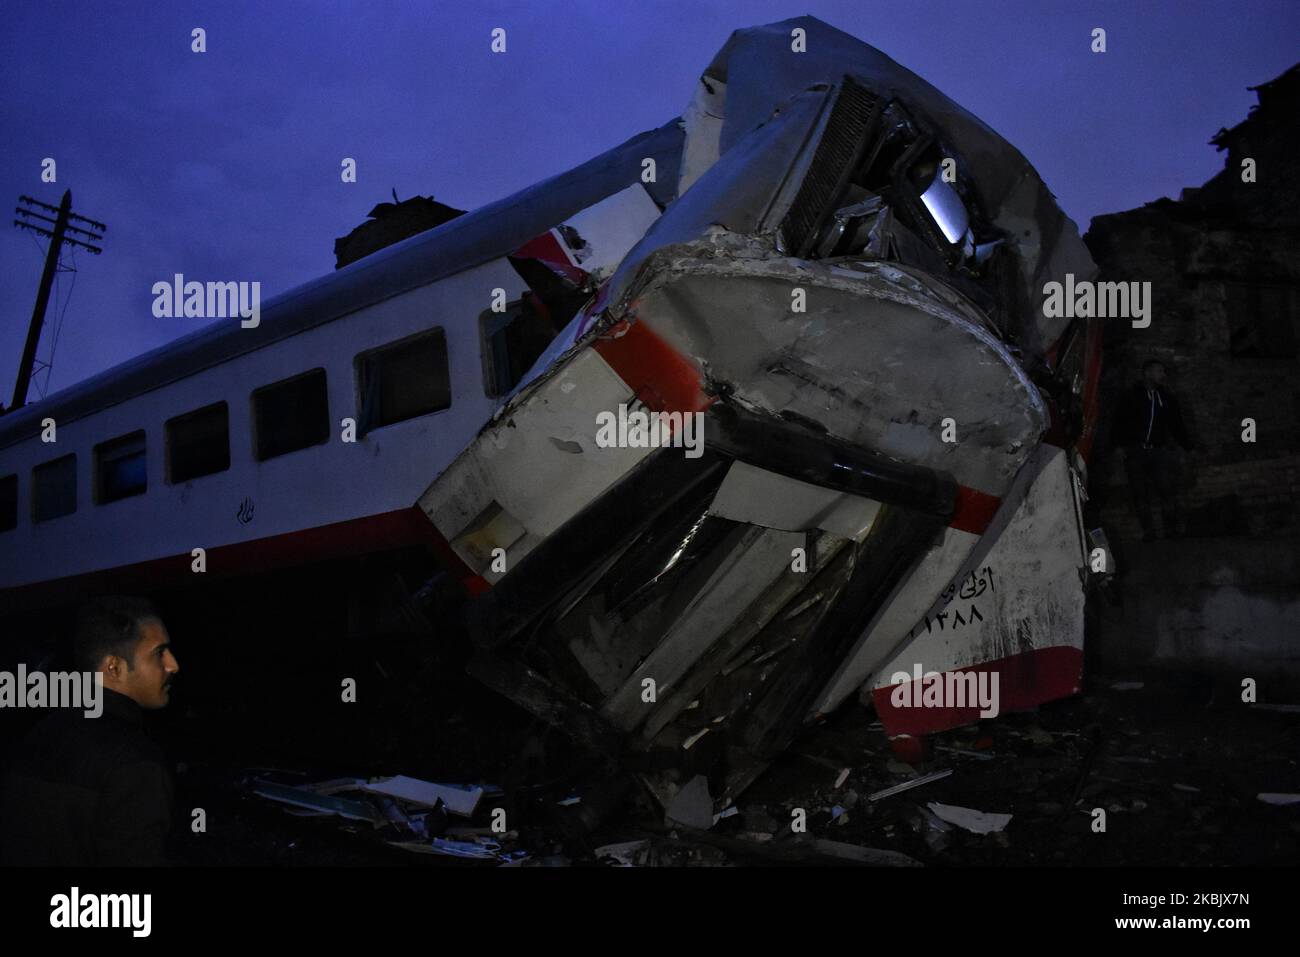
[0,17,1105,810]
[420,18,1107,807]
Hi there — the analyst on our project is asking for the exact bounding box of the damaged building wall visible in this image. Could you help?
[1084,63,1300,686]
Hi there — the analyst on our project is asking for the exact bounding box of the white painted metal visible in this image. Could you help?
[417,347,657,584]
[0,186,665,592]
[708,461,880,541]
[860,444,1086,698]
[0,263,520,589]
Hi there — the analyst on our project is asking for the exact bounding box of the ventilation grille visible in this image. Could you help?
[780,77,881,258]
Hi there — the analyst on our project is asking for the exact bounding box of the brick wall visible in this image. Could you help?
[1084,191,1300,543]
[1080,64,1300,681]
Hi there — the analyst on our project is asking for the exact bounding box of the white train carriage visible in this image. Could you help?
[0,127,678,609]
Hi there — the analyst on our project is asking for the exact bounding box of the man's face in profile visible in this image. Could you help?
[111,618,180,709]
[1143,363,1166,387]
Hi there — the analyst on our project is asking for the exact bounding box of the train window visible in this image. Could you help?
[33,453,76,522]
[0,474,16,531]
[95,430,148,504]
[252,368,330,461]
[481,296,560,397]
[356,329,451,433]
[167,401,230,482]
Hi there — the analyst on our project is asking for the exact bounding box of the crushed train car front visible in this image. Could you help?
[420,16,1106,810]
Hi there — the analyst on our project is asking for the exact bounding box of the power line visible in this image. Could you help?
[38,245,79,398]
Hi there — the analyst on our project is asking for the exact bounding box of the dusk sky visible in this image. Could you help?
[2,0,1296,401]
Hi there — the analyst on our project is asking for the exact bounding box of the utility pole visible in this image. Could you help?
[8,190,107,412]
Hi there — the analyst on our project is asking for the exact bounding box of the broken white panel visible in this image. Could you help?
[561,183,663,282]
[639,533,852,742]
[359,776,484,817]
[927,801,1012,834]
[708,461,881,540]
[864,444,1085,691]
[600,526,804,731]
[678,75,727,195]
[419,347,655,581]
[249,781,382,825]
[814,525,979,714]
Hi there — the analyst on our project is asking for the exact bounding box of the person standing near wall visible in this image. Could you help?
[1111,359,1197,541]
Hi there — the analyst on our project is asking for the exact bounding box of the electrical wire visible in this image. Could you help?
[46,245,79,392]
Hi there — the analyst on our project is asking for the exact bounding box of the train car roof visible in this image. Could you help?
[0,119,684,451]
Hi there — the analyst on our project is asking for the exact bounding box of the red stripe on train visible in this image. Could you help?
[871,645,1084,739]
[594,318,714,415]
[950,485,1000,534]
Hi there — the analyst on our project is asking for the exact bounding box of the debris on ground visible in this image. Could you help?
[389,836,528,863]
[868,769,953,801]
[914,804,954,852]
[1023,726,1055,746]
[358,775,484,816]
[926,801,1013,834]
[665,774,714,830]
[245,771,520,861]
[936,745,994,761]
[595,840,652,867]
[182,674,1295,867]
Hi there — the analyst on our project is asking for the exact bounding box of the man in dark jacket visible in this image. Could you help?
[1111,359,1196,540]
[0,596,180,865]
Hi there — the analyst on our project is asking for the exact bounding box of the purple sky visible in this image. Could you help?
[2,0,1296,401]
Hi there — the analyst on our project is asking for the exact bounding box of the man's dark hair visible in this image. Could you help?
[72,595,161,673]
[1141,358,1166,373]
